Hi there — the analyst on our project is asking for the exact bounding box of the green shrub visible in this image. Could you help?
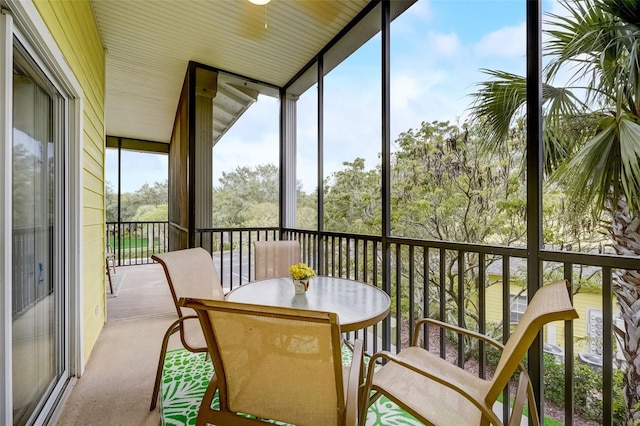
[544,354,625,424]
[543,354,565,404]
[485,342,501,369]
[456,325,625,423]
[612,371,625,425]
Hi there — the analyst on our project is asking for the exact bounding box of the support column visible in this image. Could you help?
[281,93,298,230]
[194,68,217,247]
[526,0,544,418]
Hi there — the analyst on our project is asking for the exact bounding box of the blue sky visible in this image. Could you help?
[108,0,559,194]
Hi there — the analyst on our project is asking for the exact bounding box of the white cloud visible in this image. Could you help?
[546,0,570,17]
[106,149,168,193]
[389,69,453,132]
[475,22,526,57]
[429,32,461,57]
[213,131,280,187]
[391,74,423,110]
[404,0,433,21]
[212,95,280,187]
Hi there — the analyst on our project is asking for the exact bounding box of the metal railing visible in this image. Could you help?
[106,221,169,266]
[194,226,279,288]
[192,226,640,425]
[12,226,54,318]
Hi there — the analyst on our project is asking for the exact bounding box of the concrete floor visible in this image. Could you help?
[55,263,179,426]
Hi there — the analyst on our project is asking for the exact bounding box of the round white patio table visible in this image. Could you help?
[225,276,390,332]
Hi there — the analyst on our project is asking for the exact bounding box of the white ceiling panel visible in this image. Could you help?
[91,0,371,144]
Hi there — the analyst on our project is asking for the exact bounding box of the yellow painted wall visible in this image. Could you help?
[485,277,617,353]
[33,0,106,363]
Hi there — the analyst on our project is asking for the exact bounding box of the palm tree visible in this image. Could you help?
[469,0,640,422]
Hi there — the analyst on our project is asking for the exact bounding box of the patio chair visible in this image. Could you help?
[149,247,225,410]
[179,298,364,426]
[253,240,301,280]
[360,280,579,426]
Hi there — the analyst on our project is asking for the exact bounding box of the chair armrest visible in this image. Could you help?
[413,318,539,426]
[345,339,364,426]
[415,318,530,383]
[413,318,505,351]
[165,314,199,334]
[365,350,502,426]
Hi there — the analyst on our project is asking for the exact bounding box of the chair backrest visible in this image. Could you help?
[486,280,578,403]
[152,248,224,348]
[181,298,347,426]
[253,240,301,280]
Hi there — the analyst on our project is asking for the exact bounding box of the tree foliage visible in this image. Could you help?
[388,120,530,343]
[211,163,315,228]
[105,180,168,222]
[323,158,381,234]
[212,164,279,227]
[391,120,527,245]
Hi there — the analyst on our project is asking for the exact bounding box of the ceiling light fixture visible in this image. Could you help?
[248,0,270,29]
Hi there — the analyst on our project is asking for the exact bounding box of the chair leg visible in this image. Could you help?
[359,390,382,425]
[106,260,114,294]
[359,356,384,426]
[150,319,181,410]
[196,375,219,426]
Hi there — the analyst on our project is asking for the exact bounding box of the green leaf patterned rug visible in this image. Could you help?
[160,347,422,425]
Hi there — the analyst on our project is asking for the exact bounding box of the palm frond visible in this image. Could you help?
[545,0,640,116]
[550,117,619,212]
[469,70,588,174]
[543,84,587,125]
[617,115,640,212]
[551,114,640,214]
[542,85,587,171]
[600,0,640,30]
[470,0,640,217]
[468,70,527,151]
[544,0,612,85]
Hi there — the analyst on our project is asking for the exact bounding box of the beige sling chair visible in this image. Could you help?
[360,280,579,426]
[253,240,301,280]
[179,298,365,426]
[149,247,225,410]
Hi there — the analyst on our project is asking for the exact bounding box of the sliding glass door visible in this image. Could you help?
[11,40,67,426]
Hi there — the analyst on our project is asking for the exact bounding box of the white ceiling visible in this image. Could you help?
[90,0,371,144]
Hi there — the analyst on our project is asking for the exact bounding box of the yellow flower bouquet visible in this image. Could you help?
[288,262,316,281]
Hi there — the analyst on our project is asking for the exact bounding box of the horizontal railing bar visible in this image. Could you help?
[196,226,278,233]
[106,222,169,227]
[540,249,640,269]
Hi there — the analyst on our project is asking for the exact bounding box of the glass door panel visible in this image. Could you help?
[12,43,64,426]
